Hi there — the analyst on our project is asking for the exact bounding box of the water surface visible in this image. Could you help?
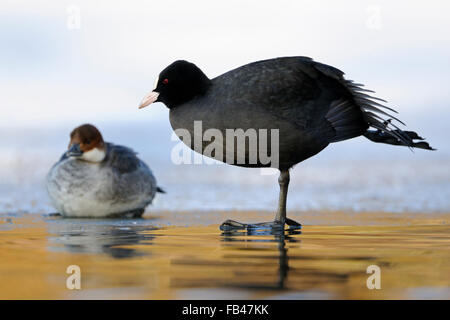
[1,213,449,299]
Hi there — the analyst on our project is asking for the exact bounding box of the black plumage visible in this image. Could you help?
[141,56,434,230]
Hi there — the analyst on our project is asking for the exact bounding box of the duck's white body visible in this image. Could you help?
[46,143,158,218]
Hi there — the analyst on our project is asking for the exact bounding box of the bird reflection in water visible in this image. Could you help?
[221,227,302,290]
[46,217,158,259]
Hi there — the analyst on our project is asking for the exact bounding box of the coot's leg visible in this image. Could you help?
[275,169,290,225]
[220,169,301,231]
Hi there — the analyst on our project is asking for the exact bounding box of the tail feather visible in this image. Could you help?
[345,81,434,150]
[313,62,434,151]
[364,128,435,150]
[156,186,166,193]
[365,118,412,146]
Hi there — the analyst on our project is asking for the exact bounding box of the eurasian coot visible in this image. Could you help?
[139,57,433,230]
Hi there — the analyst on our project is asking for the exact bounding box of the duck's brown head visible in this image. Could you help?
[67,124,106,162]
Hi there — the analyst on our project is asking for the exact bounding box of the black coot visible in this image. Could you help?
[139,57,433,231]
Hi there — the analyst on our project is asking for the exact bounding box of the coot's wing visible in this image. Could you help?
[224,56,409,145]
[310,59,412,145]
[216,57,354,142]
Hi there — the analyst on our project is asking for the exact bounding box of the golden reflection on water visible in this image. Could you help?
[0,214,449,299]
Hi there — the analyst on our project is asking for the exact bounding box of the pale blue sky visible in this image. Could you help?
[0,1,449,213]
[1,1,449,127]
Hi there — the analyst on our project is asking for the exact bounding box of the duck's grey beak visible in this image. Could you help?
[139,91,160,109]
[67,143,83,157]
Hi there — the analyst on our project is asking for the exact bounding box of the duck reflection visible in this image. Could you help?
[45,217,158,259]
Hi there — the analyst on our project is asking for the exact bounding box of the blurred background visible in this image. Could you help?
[1,0,449,215]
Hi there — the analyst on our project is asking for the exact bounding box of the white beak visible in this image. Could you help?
[139,91,160,109]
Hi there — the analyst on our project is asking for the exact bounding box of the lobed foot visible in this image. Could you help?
[220,218,301,232]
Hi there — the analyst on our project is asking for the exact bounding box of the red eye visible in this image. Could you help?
[162,78,169,84]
